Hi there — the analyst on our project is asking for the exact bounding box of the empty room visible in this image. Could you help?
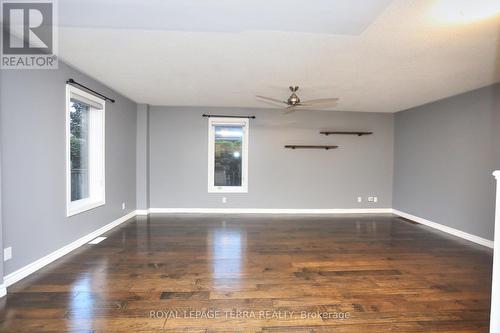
[1,0,500,332]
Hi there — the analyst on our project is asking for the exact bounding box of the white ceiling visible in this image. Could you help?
[58,0,500,112]
[59,0,392,35]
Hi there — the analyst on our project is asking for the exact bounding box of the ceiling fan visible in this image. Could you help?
[256,86,339,113]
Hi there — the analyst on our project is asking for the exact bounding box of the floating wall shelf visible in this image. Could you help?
[285,145,338,150]
[320,131,373,136]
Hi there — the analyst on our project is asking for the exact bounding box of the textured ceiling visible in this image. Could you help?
[58,0,392,35]
[58,0,500,112]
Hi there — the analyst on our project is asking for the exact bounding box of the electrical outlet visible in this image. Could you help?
[4,247,12,261]
[368,197,374,202]
[357,197,362,203]
[222,197,227,204]
[122,202,126,210]
[374,197,378,203]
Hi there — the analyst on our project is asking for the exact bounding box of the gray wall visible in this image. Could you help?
[136,104,150,210]
[149,106,394,209]
[0,62,137,275]
[0,71,4,284]
[495,88,500,168]
[393,84,500,240]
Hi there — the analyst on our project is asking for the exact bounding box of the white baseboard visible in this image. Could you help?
[392,209,493,249]
[135,209,150,216]
[0,284,6,298]
[148,208,393,214]
[3,210,138,289]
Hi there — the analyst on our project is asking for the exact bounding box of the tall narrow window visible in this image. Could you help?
[66,85,105,216]
[208,117,249,193]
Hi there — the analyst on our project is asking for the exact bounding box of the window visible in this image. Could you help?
[208,117,249,193]
[66,85,105,216]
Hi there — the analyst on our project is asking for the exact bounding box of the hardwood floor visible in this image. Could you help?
[0,214,493,332]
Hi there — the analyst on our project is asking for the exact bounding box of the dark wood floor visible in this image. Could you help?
[0,214,493,332]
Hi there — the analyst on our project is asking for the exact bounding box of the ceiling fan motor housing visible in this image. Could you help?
[288,93,301,105]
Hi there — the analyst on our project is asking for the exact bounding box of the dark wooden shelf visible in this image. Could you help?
[320,131,373,136]
[285,145,338,150]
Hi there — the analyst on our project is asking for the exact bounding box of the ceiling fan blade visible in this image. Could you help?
[256,95,286,105]
[297,104,337,110]
[284,106,297,114]
[301,98,339,105]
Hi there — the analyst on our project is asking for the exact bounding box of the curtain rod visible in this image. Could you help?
[66,78,116,103]
[202,114,256,119]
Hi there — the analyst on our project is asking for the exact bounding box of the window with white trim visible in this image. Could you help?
[208,117,249,193]
[66,85,105,216]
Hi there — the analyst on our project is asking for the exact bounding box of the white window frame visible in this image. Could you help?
[66,85,106,217]
[207,117,249,193]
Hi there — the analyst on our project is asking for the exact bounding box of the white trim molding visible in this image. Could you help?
[135,209,150,216]
[66,84,106,217]
[490,170,500,332]
[3,211,137,288]
[149,208,393,214]
[0,284,6,298]
[207,117,249,194]
[392,209,493,248]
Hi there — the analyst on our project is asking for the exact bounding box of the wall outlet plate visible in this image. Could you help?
[222,197,227,204]
[4,247,12,261]
[357,197,362,203]
[122,202,126,210]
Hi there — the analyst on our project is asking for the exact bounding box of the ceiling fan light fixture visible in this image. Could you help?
[288,93,301,105]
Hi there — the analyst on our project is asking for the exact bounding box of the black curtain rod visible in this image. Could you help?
[202,114,255,119]
[66,78,116,103]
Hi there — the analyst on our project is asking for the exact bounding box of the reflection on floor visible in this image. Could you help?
[0,214,493,332]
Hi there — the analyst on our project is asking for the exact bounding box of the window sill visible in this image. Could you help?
[208,187,248,194]
[67,200,105,217]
